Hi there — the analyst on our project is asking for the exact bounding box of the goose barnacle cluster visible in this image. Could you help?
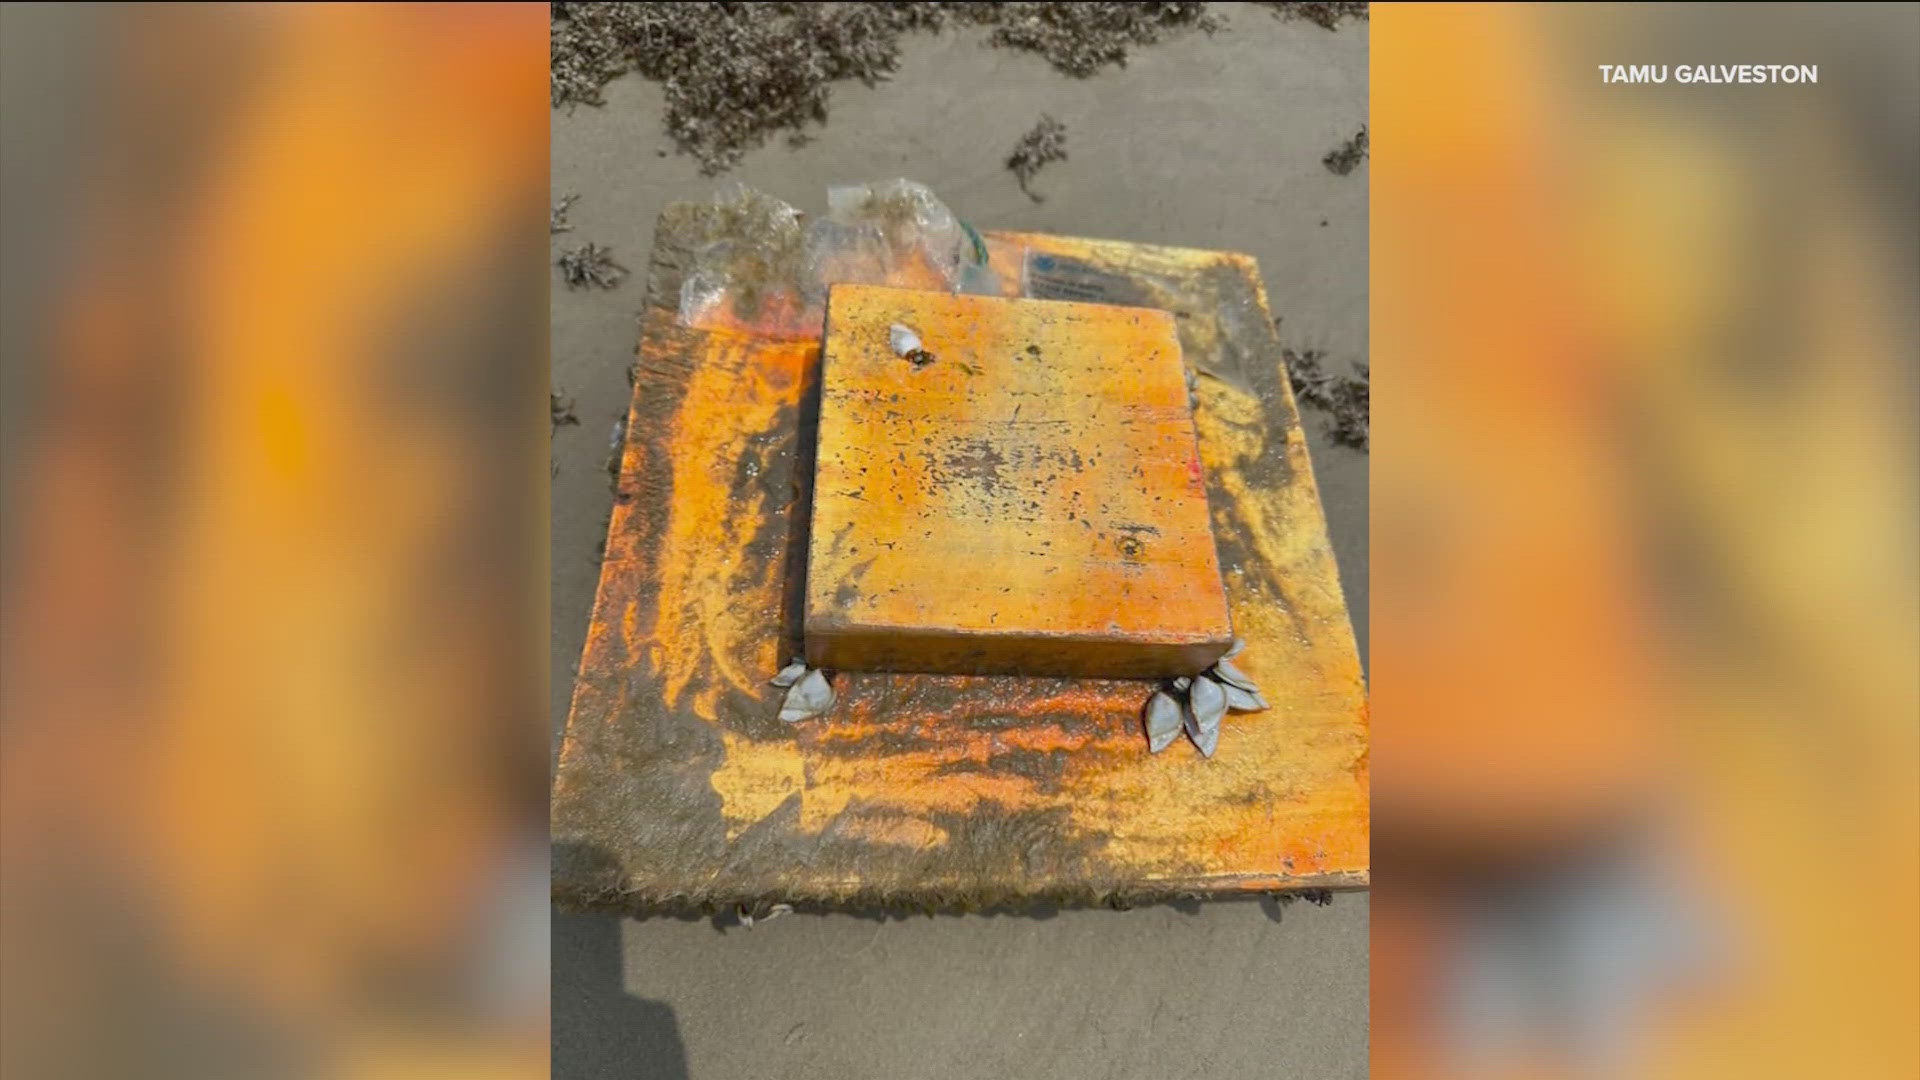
[1143,638,1268,757]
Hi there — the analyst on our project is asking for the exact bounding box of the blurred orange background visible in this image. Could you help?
[1374,3,1917,1078]
[1,5,548,1078]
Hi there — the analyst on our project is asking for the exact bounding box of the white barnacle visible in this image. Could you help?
[1144,690,1183,753]
[1186,674,1227,757]
[1222,681,1268,713]
[777,668,834,722]
[1211,658,1258,693]
[889,323,922,357]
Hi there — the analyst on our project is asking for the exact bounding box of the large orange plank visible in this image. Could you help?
[553,205,1368,911]
[806,284,1232,677]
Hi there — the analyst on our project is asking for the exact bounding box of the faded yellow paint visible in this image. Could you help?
[710,730,806,841]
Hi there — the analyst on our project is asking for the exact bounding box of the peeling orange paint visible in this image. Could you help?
[807,284,1233,677]
[647,335,814,710]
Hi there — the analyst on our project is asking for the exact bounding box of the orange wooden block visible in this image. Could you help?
[804,284,1234,677]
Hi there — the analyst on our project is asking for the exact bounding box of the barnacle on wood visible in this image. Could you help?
[777,667,834,722]
[1139,637,1270,756]
[1185,674,1227,758]
[1144,691,1184,754]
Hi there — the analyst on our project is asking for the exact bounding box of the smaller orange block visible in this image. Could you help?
[805,284,1234,677]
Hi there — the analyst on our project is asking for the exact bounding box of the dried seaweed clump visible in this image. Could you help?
[556,242,628,290]
[552,2,1219,173]
[1269,887,1336,908]
[550,193,578,234]
[1255,2,1370,30]
[1322,124,1368,176]
[976,2,1222,78]
[552,2,947,173]
[1284,346,1369,451]
[1007,114,1069,202]
[549,2,638,108]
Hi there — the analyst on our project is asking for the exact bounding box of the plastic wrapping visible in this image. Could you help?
[820,179,996,295]
[676,179,1000,338]
[675,181,817,337]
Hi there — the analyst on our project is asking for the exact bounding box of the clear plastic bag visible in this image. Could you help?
[675,182,818,337]
[820,179,984,294]
[676,180,1000,338]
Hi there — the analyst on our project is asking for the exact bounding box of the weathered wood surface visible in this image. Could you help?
[806,284,1232,678]
[553,207,1368,912]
